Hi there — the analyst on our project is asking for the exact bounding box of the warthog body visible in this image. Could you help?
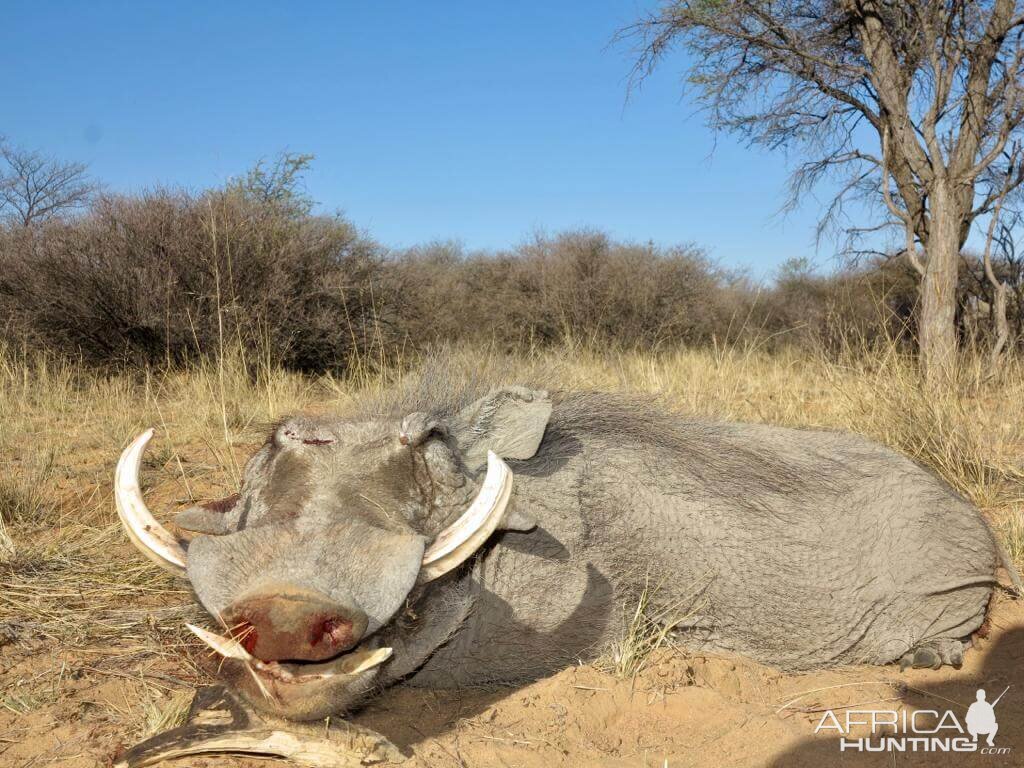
[120,386,1003,721]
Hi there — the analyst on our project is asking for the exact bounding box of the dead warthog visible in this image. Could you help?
[116,386,1014,723]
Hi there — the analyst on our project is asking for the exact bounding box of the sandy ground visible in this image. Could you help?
[3,592,1023,768]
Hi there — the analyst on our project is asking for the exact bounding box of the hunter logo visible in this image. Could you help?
[814,686,1011,755]
[966,688,1004,747]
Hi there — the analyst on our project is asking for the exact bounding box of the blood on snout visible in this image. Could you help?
[232,619,259,655]
[311,616,354,649]
[223,586,368,662]
[229,613,354,658]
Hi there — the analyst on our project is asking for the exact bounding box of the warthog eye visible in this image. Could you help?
[281,427,336,446]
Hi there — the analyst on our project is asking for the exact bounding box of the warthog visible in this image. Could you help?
[116,386,1012,721]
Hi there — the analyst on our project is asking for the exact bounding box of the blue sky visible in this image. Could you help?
[1,2,862,276]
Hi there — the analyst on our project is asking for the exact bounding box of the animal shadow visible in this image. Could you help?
[353,564,612,750]
[768,626,1024,767]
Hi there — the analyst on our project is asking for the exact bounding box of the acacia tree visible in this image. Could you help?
[228,151,316,215]
[624,0,1024,383]
[0,139,95,227]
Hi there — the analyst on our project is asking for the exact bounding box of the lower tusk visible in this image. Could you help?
[186,623,254,661]
[187,623,272,699]
[338,647,393,675]
[115,429,188,575]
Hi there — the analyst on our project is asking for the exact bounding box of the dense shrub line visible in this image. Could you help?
[0,180,1008,374]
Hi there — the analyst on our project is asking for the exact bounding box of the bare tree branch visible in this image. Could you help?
[0,139,95,227]
[620,0,1024,382]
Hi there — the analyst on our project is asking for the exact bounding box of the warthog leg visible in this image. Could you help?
[115,685,405,768]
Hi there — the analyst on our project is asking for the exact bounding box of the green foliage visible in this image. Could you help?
[227,152,316,215]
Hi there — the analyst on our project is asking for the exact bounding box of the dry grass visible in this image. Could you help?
[137,687,194,740]
[1,338,1023,739]
[598,575,710,680]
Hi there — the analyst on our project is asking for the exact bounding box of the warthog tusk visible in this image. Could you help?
[186,623,254,661]
[337,647,394,675]
[188,623,272,699]
[115,429,188,575]
[419,450,513,582]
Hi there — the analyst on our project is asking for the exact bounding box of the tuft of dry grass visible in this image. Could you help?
[999,510,1024,569]
[599,576,710,680]
[137,687,194,739]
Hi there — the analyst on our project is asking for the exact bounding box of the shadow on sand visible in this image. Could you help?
[768,626,1024,767]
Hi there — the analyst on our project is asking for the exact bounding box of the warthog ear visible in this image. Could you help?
[449,386,551,472]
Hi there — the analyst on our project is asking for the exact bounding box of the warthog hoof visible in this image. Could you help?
[899,638,965,671]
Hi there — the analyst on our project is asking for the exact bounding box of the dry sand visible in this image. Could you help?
[3,595,1022,768]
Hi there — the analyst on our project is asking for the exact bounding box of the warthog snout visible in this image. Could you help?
[223,583,369,662]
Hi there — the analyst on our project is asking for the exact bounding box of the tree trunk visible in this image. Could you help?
[990,280,1010,375]
[918,185,960,385]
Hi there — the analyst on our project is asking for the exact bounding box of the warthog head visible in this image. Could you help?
[114,387,551,720]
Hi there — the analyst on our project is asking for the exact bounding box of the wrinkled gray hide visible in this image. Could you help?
[413,392,997,680]
[179,386,1000,718]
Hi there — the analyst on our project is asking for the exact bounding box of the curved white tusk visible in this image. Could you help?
[115,429,188,575]
[337,647,394,675]
[186,623,254,661]
[418,450,513,583]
